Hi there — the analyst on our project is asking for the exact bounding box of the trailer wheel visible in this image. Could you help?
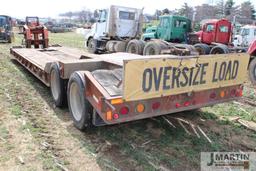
[67,72,92,130]
[194,43,210,55]
[143,41,161,55]
[50,63,66,107]
[126,39,144,55]
[87,38,97,54]
[249,58,256,85]
[210,45,229,54]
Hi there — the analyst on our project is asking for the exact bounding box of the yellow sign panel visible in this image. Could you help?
[123,53,250,101]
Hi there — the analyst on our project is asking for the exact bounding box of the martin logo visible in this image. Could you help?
[201,152,256,171]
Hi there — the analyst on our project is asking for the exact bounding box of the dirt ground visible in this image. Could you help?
[0,32,256,171]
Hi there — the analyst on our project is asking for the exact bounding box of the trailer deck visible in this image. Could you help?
[10,46,250,128]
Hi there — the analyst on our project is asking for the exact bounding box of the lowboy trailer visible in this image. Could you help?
[10,46,250,130]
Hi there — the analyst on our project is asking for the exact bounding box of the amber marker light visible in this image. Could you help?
[220,91,225,98]
[111,98,123,105]
[136,104,145,113]
[106,111,112,121]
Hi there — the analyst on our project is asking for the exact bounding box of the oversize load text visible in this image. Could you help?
[142,60,239,92]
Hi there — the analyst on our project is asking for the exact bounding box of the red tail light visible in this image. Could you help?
[230,89,236,96]
[184,101,190,107]
[235,89,243,97]
[210,92,216,99]
[152,102,160,110]
[120,106,129,115]
[175,103,181,108]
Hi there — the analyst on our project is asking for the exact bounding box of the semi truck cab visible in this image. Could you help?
[0,15,14,43]
[85,5,143,53]
[196,19,232,45]
[142,15,191,43]
[233,25,256,47]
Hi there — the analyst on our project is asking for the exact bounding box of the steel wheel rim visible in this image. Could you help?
[70,82,83,121]
[88,39,95,50]
[51,70,60,101]
[129,44,137,53]
[148,46,155,55]
[195,47,204,55]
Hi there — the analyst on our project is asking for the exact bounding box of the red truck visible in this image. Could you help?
[194,19,244,55]
[248,39,256,85]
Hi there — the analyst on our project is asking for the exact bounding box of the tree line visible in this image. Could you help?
[59,0,255,25]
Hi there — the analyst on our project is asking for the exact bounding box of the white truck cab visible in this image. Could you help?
[233,25,256,47]
[85,5,143,54]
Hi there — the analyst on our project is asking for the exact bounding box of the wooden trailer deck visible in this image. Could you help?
[10,46,151,89]
[10,46,198,97]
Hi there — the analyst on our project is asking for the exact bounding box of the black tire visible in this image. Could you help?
[114,41,127,52]
[87,38,97,54]
[7,36,12,43]
[126,39,144,55]
[210,45,229,54]
[249,58,256,85]
[202,44,210,54]
[143,41,161,56]
[50,63,66,107]
[194,43,209,55]
[67,72,92,130]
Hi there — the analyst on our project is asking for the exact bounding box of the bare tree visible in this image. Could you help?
[178,3,194,20]
[240,1,256,20]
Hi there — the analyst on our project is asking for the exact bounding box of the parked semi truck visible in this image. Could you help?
[11,44,250,130]
[141,15,191,43]
[248,39,256,85]
[233,25,256,48]
[85,5,144,54]
[0,15,14,43]
[143,18,247,55]
[193,19,247,55]
[85,5,197,56]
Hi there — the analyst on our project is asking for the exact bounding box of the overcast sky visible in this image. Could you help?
[1,0,255,18]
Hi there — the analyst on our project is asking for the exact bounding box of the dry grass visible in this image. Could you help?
[0,31,255,170]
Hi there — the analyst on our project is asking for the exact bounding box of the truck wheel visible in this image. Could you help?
[194,43,210,55]
[249,58,256,85]
[87,38,97,54]
[210,45,229,54]
[126,39,144,55]
[67,72,92,130]
[8,36,12,43]
[114,41,127,52]
[50,63,66,107]
[143,41,161,55]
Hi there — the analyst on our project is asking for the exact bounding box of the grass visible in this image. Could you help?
[0,30,256,170]
[49,32,86,49]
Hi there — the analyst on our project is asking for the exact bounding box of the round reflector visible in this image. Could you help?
[175,103,181,108]
[152,102,160,110]
[120,106,129,115]
[113,113,119,119]
[210,92,216,99]
[184,101,190,107]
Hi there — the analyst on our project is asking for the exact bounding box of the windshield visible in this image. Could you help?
[206,24,214,32]
[174,20,187,29]
[219,25,228,32]
[241,28,249,36]
[119,11,135,20]
[0,16,7,27]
